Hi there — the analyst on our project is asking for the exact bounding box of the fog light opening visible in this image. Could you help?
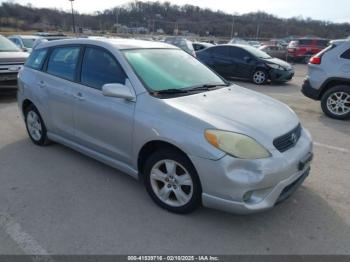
[243,191,253,203]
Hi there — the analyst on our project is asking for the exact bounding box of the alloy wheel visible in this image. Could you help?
[26,111,43,141]
[150,159,193,207]
[253,71,266,85]
[326,92,350,116]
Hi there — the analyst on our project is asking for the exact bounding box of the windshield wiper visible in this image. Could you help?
[185,83,229,92]
[152,89,189,95]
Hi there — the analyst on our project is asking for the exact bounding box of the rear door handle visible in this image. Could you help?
[74,92,85,101]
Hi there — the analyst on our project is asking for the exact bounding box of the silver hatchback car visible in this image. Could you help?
[18,39,313,214]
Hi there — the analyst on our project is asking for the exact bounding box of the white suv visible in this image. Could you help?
[302,39,350,120]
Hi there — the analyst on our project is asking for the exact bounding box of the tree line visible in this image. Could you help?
[0,1,349,39]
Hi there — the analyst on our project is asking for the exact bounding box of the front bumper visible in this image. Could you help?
[0,72,19,89]
[269,68,294,82]
[190,128,313,214]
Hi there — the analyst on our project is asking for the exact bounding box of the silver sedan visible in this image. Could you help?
[17,38,313,214]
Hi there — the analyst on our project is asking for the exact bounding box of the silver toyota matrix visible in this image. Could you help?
[17,38,313,214]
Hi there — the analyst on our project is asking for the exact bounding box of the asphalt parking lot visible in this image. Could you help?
[0,64,349,255]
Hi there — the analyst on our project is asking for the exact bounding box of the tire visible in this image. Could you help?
[321,85,350,120]
[24,104,50,146]
[143,149,202,214]
[252,69,268,85]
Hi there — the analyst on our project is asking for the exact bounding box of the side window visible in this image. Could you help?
[341,48,350,59]
[212,46,229,58]
[230,47,249,60]
[25,49,48,70]
[81,47,126,90]
[12,38,21,47]
[47,46,80,81]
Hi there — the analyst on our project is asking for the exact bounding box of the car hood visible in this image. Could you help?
[163,85,299,150]
[263,57,292,70]
[0,51,29,64]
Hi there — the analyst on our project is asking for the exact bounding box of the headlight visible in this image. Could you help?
[268,63,284,70]
[205,130,271,159]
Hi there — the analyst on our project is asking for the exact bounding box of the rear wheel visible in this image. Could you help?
[321,85,350,120]
[143,149,202,214]
[252,69,268,85]
[24,104,50,145]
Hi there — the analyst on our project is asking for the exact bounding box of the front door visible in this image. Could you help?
[229,47,254,79]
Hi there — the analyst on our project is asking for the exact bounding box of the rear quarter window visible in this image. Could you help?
[25,49,48,70]
[340,48,350,59]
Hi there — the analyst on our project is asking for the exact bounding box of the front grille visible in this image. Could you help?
[273,124,301,153]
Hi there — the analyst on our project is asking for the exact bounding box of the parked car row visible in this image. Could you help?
[7,33,69,53]
[1,33,348,119]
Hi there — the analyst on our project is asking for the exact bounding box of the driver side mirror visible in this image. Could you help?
[102,83,135,101]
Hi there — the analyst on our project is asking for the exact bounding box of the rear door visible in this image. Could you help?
[41,45,81,140]
[73,46,135,164]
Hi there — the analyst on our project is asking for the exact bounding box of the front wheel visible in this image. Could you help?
[252,69,268,85]
[143,149,202,214]
[321,85,350,120]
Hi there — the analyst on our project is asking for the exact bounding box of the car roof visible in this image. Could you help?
[9,35,40,39]
[330,39,350,45]
[36,38,177,50]
[193,42,213,46]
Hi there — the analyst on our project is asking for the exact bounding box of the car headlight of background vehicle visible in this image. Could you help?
[267,63,285,70]
[205,130,271,159]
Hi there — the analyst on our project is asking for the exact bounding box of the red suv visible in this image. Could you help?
[287,38,329,63]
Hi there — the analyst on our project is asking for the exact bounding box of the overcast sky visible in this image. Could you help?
[3,0,350,23]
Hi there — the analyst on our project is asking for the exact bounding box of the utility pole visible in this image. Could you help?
[69,0,76,34]
[115,8,119,34]
[230,15,234,38]
[256,24,260,40]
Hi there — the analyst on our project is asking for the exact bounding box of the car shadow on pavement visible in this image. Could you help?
[0,138,349,254]
[318,114,350,135]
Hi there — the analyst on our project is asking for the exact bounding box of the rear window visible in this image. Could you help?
[341,48,350,59]
[316,40,329,47]
[299,39,313,45]
[25,49,48,70]
[317,44,335,56]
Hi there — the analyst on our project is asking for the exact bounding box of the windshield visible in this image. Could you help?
[22,38,36,48]
[0,36,20,52]
[123,49,225,92]
[241,45,272,59]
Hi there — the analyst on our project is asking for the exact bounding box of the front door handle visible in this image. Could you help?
[74,92,85,101]
[38,80,46,88]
